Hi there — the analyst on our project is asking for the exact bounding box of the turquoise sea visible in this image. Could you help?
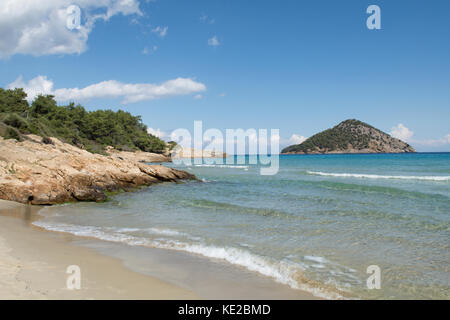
[34,153,450,299]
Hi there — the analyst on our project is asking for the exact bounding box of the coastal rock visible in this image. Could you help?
[105,146,171,163]
[171,146,227,159]
[0,135,196,205]
[282,119,416,154]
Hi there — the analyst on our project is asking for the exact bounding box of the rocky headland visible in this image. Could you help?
[0,135,196,205]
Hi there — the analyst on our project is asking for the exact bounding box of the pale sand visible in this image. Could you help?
[0,199,198,299]
[0,199,317,300]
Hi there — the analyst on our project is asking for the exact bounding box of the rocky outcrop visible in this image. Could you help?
[171,146,227,159]
[0,135,196,205]
[282,119,416,154]
[105,146,170,163]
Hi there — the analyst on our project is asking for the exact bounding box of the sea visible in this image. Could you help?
[34,153,450,299]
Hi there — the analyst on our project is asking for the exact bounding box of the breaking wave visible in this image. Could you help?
[32,220,348,299]
[307,171,450,181]
[195,164,249,169]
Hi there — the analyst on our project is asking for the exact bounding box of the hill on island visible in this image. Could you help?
[0,87,166,154]
[282,119,416,154]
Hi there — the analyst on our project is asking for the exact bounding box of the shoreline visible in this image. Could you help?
[0,199,318,300]
[0,199,198,299]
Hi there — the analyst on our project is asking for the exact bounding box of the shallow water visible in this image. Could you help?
[35,153,450,299]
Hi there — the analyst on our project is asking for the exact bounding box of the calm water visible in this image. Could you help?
[35,153,450,299]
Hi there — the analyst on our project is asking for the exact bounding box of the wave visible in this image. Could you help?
[297,180,450,202]
[186,198,449,231]
[194,164,249,169]
[188,199,296,219]
[32,220,348,299]
[114,227,185,237]
[307,171,450,181]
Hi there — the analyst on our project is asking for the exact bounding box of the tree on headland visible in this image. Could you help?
[0,87,166,154]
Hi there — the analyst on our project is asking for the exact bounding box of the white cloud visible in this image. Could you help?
[7,76,54,102]
[0,0,142,58]
[8,75,206,104]
[410,135,450,147]
[219,93,226,97]
[151,26,168,38]
[208,35,220,47]
[444,134,450,144]
[288,134,307,145]
[147,127,169,139]
[390,123,414,142]
[142,45,157,55]
[194,94,203,100]
[200,14,215,24]
[390,123,450,148]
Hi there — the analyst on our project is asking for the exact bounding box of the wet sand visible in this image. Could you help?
[0,199,317,300]
[0,199,197,299]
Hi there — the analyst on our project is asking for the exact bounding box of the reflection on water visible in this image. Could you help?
[21,204,32,226]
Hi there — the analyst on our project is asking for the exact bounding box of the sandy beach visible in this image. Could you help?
[0,199,198,299]
[0,199,318,300]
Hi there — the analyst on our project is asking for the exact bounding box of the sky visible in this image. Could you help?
[1,0,449,151]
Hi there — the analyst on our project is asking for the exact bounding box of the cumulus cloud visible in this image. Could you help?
[410,135,450,147]
[445,134,450,144]
[288,134,307,145]
[142,45,157,55]
[8,75,206,104]
[0,0,142,58]
[147,128,184,143]
[390,123,450,147]
[208,35,220,47]
[7,76,54,102]
[274,133,307,150]
[147,127,170,139]
[390,123,414,141]
[200,14,215,24]
[151,26,168,38]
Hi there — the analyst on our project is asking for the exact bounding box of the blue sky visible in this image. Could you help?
[1,0,449,151]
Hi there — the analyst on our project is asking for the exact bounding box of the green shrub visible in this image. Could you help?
[4,127,22,141]
[3,113,29,132]
[42,136,54,145]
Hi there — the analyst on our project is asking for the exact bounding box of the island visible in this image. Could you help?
[281,119,416,154]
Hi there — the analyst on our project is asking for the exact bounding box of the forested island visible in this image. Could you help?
[282,119,415,154]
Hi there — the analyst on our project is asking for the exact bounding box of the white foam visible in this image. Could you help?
[307,171,450,181]
[304,255,328,264]
[112,226,191,238]
[32,220,345,299]
[115,227,141,233]
[146,227,185,237]
[194,164,249,169]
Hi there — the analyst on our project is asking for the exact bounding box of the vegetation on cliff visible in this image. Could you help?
[0,87,166,154]
[282,119,415,154]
